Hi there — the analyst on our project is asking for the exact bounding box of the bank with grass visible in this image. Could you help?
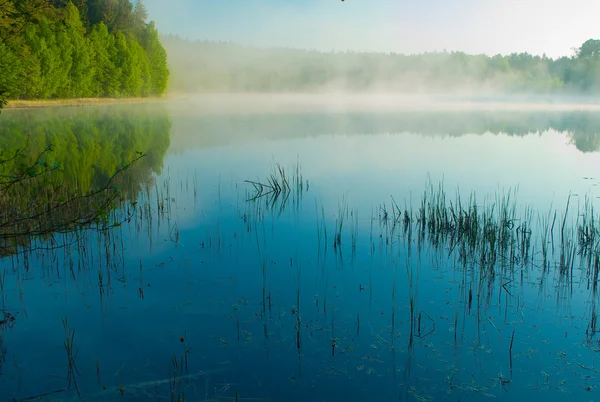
[3,97,166,109]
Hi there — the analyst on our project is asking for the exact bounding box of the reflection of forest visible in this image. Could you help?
[168,110,600,153]
[0,104,171,197]
[0,104,171,255]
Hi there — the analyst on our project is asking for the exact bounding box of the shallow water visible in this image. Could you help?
[0,98,600,401]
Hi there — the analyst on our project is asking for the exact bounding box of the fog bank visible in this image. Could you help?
[161,37,600,97]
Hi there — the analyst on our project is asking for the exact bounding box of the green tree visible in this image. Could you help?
[71,0,89,29]
[0,43,29,100]
[114,30,141,96]
[86,0,132,32]
[0,0,49,106]
[21,17,57,98]
[574,39,600,90]
[132,0,148,33]
[0,0,49,46]
[88,22,121,96]
[62,2,94,97]
[141,22,168,95]
[1,0,168,102]
[87,0,113,29]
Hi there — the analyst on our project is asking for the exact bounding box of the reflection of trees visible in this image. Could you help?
[0,104,171,254]
[569,131,600,153]
[1,104,170,194]
[550,113,600,153]
[169,110,600,153]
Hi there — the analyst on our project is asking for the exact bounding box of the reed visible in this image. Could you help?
[373,181,600,281]
[244,161,306,218]
[169,353,186,402]
[62,317,80,396]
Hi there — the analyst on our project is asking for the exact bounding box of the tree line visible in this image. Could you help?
[0,0,169,100]
[161,36,600,94]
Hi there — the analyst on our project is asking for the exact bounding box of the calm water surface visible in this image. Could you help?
[0,98,600,401]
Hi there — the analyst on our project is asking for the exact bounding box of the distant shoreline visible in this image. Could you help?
[4,97,165,110]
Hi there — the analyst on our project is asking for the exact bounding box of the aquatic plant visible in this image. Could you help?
[370,181,600,280]
[244,161,305,216]
[62,317,80,396]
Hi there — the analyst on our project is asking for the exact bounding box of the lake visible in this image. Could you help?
[0,95,599,401]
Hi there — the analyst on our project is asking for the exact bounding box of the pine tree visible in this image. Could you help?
[140,22,168,95]
[63,2,94,97]
[132,0,148,33]
[71,0,89,29]
[88,22,120,96]
[22,16,68,98]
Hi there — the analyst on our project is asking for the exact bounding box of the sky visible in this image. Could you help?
[143,0,600,58]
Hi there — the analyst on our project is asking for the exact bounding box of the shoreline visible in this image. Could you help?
[5,93,600,113]
[4,97,166,110]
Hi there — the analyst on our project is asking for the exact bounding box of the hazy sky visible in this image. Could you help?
[143,0,599,58]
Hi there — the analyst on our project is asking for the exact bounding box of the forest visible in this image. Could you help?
[0,0,169,100]
[4,1,600,98]
[162,36,600,94]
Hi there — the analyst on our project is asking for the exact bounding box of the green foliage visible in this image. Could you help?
[162,36,600,94]
[22,15,72,98]
[142,22,169,95]
[88,22,120,96]
[63,2,94,97]
[1,0,169,100]
[0,43,28,99]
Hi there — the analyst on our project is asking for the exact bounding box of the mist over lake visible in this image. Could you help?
[0,96,598,401]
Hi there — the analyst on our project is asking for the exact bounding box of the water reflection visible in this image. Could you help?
[168,108,600,153]
[0,102,599,401]
[0,104,171,194]
[0,104,171,255]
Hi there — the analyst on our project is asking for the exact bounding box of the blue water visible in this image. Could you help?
[1,99,600,401]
